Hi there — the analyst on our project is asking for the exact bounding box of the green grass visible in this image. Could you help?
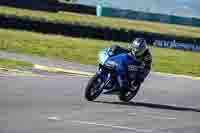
[0,58,33,68]
[152,48,200,76]
[1,6,200,40]
[0,28,200,77]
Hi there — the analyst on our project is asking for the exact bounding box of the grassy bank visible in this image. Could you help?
[0,28,199,77]
[0,58,33,68]
[1,6,200,40]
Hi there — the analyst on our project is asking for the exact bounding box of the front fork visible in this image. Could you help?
[97,67,114,90]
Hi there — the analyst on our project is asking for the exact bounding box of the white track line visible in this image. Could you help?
[47,116,62,121]
[72,120,173,133]
[153,72,200,80]
[128,113,177,120]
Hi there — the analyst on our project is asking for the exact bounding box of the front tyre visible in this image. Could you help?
[85,74,103,101]
[119,83,140,102]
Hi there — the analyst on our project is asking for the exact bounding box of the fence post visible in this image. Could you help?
[96,4,102,17]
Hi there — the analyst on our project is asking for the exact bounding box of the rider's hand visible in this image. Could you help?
[108,51,114,56]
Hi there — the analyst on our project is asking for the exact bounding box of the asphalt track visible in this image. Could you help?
[1,66,200,133]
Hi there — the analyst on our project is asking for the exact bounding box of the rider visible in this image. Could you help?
[108,37,152,92]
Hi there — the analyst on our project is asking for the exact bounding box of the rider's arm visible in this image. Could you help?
[143,50,152,70]
[110,45,131,55]
[119,46,131,53]
[138,50,152,72]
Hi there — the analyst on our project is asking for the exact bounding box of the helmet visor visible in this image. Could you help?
[133,40,140,51]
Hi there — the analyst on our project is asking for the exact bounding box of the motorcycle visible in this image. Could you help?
[84,48,141,102]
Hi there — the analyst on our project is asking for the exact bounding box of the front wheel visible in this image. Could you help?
[119,83,141,102]
[85,74,103,101]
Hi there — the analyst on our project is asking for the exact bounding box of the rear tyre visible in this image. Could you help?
[119,83,140,102]
[85,74,103,101]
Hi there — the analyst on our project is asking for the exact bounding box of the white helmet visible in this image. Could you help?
[128,38,148,57]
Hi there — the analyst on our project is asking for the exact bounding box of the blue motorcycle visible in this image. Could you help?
[85,48,141,102]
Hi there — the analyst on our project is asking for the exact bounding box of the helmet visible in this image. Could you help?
[128,38,148,57]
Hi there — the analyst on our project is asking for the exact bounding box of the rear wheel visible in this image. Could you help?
[85,74,103,101]
[119,83,140,102]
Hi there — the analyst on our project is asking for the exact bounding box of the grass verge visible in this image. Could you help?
[1,6,200,39]
[0,28,200,77]
[0,58,33,68]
